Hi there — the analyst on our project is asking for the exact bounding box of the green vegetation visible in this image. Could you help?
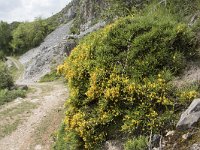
[167,0,200,18]
[0,61,26,105]
[124,136,148,150]
[69,0,150,34]
[53,123,84,150]
[56,7,198,149]
[40,70,60,82]
[11,18,56,54]
[0,89,26,105]
[0,21,12,57]
[0,17,58,56]
[0,119,20,138]
[0,0,198,149]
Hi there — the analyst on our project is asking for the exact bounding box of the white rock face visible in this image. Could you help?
[176,98,200,130]
[19,21,73,83]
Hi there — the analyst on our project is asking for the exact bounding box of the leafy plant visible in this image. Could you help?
[124,136,148,150]
[0,89,26,105]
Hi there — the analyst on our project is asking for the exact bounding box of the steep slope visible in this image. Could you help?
[54,2,200,149]
[19,21,73,82]
[18,0,110,83]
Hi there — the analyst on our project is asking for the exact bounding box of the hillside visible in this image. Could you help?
[54,0,200,150]
[0,0,200,150]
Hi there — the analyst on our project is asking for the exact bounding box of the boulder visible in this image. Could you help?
[176,99,200,130]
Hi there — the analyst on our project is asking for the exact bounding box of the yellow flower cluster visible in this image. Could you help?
[178,90,198,103]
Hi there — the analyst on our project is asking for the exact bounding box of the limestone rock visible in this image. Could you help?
[176,99,200,130]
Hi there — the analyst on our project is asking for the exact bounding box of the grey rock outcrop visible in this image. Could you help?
[51,0,107,29]
[176,98,200,130]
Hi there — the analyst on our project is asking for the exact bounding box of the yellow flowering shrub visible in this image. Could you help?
[56,12,197,149]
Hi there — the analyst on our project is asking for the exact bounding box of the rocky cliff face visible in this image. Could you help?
[50,0,107,31]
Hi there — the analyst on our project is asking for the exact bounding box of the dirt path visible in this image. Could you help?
[0,58,68,150]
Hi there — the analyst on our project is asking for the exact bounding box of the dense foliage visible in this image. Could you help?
[0,17,57,56]
[56,11,197,149]
[0,21,12,57]
[11,18,55,54]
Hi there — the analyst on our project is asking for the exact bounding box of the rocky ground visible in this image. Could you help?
[0,58,68,150]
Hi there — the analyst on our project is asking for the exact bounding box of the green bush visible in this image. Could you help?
[124,136,148,150]
[0,89,26,105]
[53,124,84,150]
[0,62,14,89]
[58,11,197,149]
